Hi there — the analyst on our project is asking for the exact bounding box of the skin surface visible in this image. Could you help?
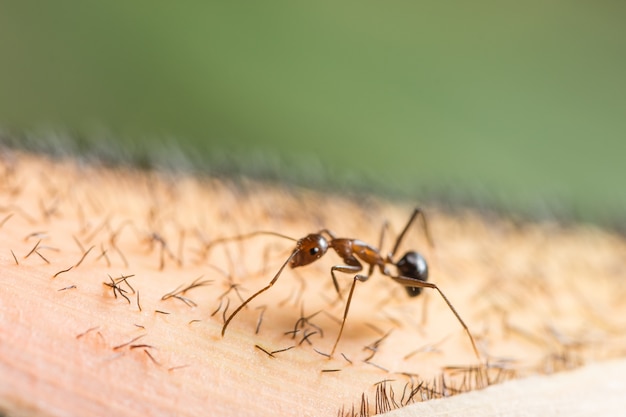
[1,151,625,416]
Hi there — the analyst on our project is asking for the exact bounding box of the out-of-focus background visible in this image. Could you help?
[1,1,625,225]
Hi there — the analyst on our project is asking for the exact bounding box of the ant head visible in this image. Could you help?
[395,251,429,297]
[290,233,329,268]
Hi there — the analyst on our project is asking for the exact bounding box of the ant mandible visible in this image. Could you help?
[219,208,480,360]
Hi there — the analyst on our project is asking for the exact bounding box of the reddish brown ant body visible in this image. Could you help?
[220,208,480,360]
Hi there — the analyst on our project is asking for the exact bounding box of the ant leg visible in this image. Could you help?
[330,265,362,299]
[221,250,298,336]
[390,208,434,259]
[389,274,481,361]
[318,229,338,240]
[378,220,390,251]
[330,272,371,357]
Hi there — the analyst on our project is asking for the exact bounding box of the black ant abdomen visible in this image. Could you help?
[396,251,429,297]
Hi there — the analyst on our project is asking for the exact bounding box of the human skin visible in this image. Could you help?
[1,152,625,417]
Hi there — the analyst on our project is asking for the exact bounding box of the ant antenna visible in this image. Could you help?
[205,230,297,253]
[222,251,298,336]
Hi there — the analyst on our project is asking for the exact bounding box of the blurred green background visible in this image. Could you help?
[1,2,625,225]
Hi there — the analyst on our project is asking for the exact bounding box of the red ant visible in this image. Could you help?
[219,208,480,360]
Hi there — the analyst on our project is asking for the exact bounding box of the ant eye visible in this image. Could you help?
[309,247,319,256]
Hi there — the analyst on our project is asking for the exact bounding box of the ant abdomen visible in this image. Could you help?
[396,251,429,297]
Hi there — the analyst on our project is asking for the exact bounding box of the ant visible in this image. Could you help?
[219,208,480,360]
